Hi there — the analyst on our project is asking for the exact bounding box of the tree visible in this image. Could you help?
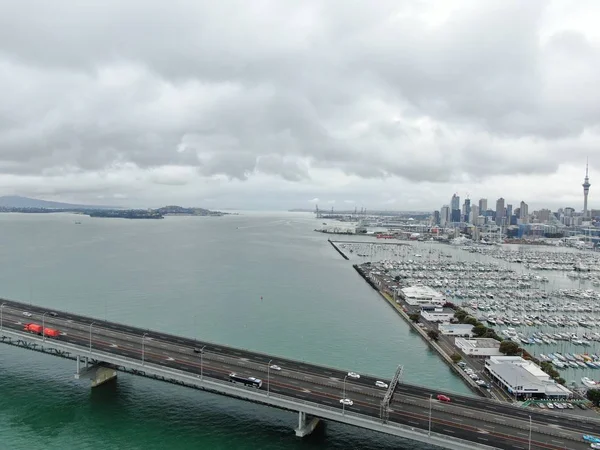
[427,329,440,341]
[464,317,479,326]
[451,353,462,363]
[443,302,456,310]
[472,325,488,337]
[556,377,566,386]
[454,310,467,321]
[409,313,420,323]
[499,340,520,356]
[587,389,600,407]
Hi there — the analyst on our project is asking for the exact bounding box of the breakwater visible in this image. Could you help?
[328,239,349,260]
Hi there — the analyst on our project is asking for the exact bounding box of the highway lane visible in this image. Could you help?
[6,300,599,437]
[1,312,590,450]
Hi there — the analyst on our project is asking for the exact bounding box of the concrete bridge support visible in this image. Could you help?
[295,411,320,437]
[74,357,117,388]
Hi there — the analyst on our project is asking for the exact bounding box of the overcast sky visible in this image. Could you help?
[1,0,599,211]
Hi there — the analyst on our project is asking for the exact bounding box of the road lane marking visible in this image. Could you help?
[442,429,455,434]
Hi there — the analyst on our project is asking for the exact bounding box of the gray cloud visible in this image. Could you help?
[0,0,598,209]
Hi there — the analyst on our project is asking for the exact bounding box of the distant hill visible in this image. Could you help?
[0,196,116,210]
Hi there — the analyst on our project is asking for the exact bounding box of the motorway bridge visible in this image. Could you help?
[0,298,598,450]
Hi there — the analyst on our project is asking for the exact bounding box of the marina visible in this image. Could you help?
[336,240,600,390]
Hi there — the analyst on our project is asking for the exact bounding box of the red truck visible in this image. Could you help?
[24,323,43,335]
[23,323,60,338]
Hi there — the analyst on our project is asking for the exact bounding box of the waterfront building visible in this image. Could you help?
[454,338,502,358]
[495,198,505,226]
[484,356,571,400]
[420,306,455,323]
[438,324,474,337]
[398,285,445,306]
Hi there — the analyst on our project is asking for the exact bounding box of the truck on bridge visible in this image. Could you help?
[23,323,60,338]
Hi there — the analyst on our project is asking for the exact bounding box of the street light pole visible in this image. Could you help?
[528,415,532,450]
[89,322,95,353]
[342,375,348,415]
[0,303,5,332]
[142,333,149,366]
[200,345,206,380]
[428,394,433,436]
[42,312,48,341]
[267,359,272,397]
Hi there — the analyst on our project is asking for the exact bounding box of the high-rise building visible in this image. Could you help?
[440,205,450,226]
[583,158,591,218]
[538,209,551,223]
[451,194,461,223]
[463,198,471,222]
[506,204,513,221]
[520,201,529,224]
[433,210,440,225]
[470,205,479,224]
[495,198,505,226]
[478,198,487,213]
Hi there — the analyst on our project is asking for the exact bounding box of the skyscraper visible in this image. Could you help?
[520,201,529,224]
[478,198,487,213]
[440,205,450,226]
[583,159,591,218]
[495,198,505,226]
[463,198,471,222]
[451,194,461,223]
[470,205,479,224]
[506,204,513,221]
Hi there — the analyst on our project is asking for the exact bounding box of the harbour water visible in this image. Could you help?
[0,213,469,450]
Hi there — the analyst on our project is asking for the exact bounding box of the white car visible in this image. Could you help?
[22,312,32,317]
[339,398,353,406]
[590,443,600,449]
[269,365,281,371]
[347,372,360,379]
[375,381,389,389]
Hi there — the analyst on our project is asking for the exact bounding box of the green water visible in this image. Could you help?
[0,212,468,449]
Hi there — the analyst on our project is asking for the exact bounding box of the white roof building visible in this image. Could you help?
[439,324,474,337]
[455,338,501,357]
[420,307,455,323]
[399,285,445,306]
[484,356,571,399]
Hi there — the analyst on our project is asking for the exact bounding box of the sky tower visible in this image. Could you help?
[583,158,591,218]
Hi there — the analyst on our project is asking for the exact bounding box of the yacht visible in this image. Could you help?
[581,377,599,388]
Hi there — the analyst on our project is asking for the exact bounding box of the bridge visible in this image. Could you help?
[0,298,597,450]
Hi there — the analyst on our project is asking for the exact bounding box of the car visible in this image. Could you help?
[437,394,451,402]
[566,403,574,409]
[375,381,389,389]
[584,436,600,444]
[591,444,600,450]
[538,403,546,409]
[339,398,353,406]
[49,312,58,317]
[347,372,360,379]
[475,380,486,386]
[269,365,281,371]
[193,348,202,353]
[457,361,466,367]
[546,403,554,409]
[22,312,32,317]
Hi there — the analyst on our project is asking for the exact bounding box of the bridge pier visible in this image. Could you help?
[294,411,320,438]
[74,359,117,388]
